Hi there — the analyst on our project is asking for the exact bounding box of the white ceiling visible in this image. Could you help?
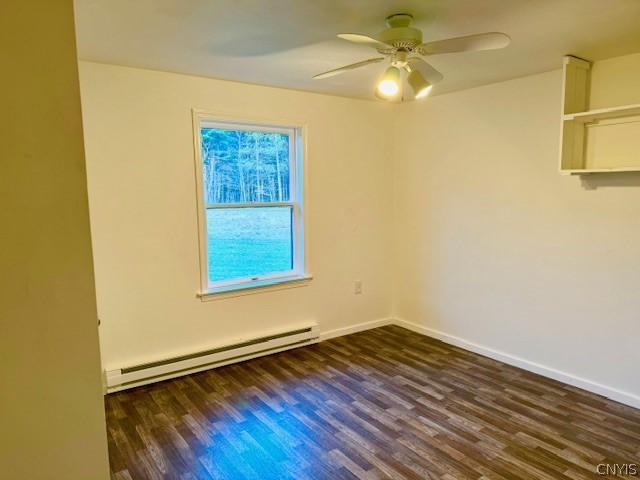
[74,0,640,101]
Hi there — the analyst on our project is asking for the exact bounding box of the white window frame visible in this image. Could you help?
[192,109,310,299]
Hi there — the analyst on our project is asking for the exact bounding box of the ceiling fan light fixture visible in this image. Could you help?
[407,69,432,99]
[377,66,400,97]
[316,13,511,101]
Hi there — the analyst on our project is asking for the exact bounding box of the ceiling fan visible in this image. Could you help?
[313,14,510,100]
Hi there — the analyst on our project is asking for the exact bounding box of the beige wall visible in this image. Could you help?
[394,59,640,402]
[0,2,109,479]
[78,62,395,370]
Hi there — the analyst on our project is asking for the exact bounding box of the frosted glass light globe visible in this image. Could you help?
[378,79,399,96]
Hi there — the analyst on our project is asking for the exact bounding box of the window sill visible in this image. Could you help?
[198,275,313,301]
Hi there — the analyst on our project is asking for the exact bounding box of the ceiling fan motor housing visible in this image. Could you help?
[379,14,422,49]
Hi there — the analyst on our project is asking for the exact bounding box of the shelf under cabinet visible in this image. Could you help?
[562,103,640,122]
[561,166,640,176]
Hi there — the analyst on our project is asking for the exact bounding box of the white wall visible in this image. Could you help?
[79,62,395,370]
[80,54,640,407]
[0,3,109,479]
[589,52,640,109]
[394,59,640,404]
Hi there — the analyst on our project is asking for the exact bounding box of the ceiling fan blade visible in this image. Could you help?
[416,32,510,55]
[337,33,394,52]
[313,57,385,80]
[408,58,444,85]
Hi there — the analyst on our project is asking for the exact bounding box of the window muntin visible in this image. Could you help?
[194,115,304,293]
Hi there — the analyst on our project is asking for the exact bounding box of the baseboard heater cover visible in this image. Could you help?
[105,323,319,393]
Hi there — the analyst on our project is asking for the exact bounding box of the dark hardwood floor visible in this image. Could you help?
[105,326,640,479]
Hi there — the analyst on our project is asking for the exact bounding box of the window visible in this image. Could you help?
[193,111,308,296]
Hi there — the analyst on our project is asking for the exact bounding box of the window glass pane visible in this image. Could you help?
[201,128,290,204]
[207,207,294,283]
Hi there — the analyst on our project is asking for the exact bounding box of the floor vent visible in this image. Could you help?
[105,323,319,393]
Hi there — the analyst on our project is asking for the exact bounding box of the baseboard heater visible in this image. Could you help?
[105,322,319,393]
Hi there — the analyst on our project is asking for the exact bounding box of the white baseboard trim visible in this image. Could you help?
[393,317,640,410]
[320,318,393,342]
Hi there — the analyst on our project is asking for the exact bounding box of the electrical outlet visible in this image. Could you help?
[355,280,363,294]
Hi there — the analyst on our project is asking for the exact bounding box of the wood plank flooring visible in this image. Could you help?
[105,325,640,479]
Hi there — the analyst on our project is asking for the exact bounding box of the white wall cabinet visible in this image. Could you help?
[560,55,640,175]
